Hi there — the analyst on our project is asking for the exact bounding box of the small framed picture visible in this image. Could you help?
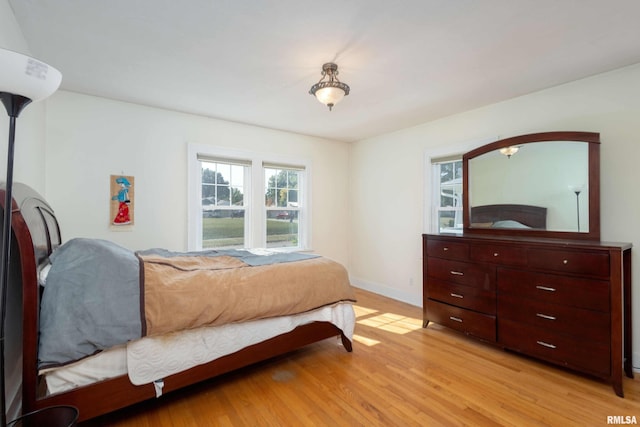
[110,175,134,227]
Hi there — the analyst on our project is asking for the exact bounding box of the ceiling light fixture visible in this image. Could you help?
[499,146,519,158]
[309,63,350,111]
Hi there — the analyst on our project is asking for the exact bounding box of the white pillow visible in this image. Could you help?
[38,262,52,286]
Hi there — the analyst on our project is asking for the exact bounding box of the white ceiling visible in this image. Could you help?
[9,0,640,142]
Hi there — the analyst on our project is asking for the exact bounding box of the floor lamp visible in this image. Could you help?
[0,48,61,426]
[569,184,584,233]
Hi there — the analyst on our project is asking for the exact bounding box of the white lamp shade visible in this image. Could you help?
[315,86,346,106]
[0,48,62,101]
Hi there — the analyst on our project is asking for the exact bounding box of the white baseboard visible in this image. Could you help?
[349,276,422,308]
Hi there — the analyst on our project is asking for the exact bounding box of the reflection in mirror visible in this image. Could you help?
[462,131,600,241]
[468,141,589,232]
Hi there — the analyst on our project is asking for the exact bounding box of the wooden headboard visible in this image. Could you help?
[470,204,547,229]
[0,183,61,418]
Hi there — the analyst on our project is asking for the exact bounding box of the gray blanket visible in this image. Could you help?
[38,238,319,369]
[39,238,141,368]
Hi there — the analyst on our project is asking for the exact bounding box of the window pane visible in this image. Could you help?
[288,189,298,204]
[217,163,231,183]
[440,162,453,182]
[454,161,463,179]
[202,209,245,249]
[231,186,244,205]
[265,168,277,207]
[217,184,230,205]
[266,209,298,248]
[438,211,456,232]
[202,184,215,200]
[202,165,216,184]
[287,172,298,189]
[230,165,244,187]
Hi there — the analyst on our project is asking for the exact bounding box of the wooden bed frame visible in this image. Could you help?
[1,183,353,422]
[470,204,547,229]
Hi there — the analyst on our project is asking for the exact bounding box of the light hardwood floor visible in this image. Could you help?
[81,288,640,426]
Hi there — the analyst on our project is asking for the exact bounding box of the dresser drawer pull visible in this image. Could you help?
[536,313,556,321]
[443,247,449,251]
[563,259,568,264]
[449,316,463,323]
[535,285,556,292]
[450,271,464,276]
[536,340,557,349]
[493,252,499,257]
[450,293,464,299]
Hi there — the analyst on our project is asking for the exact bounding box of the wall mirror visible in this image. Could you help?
[462,131,600,241]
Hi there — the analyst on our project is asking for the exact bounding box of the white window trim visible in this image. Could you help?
[188,143,312,251]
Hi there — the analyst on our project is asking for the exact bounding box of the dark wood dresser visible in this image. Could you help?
[423,233,633,397]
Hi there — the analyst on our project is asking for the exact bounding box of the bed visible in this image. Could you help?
[2,183,356,422]
[469,204,547,229]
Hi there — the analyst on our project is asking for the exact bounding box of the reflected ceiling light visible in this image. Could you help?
[499,146,519,158]
[309,62,350,111]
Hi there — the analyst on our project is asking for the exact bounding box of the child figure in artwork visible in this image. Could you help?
[112,176,131,225]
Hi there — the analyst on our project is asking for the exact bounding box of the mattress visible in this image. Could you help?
[41,302,355,395]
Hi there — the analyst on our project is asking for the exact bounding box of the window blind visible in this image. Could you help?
[262,161,305,171]
[197,154,252,166]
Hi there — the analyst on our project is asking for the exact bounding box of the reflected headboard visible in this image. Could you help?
[470,204,547,229]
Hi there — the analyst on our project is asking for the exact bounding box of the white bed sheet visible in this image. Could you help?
[41,302,355,394]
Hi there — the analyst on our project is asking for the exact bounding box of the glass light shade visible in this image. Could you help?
[499,146,519,157]
[0,48,62,101]
[314,86,346,106]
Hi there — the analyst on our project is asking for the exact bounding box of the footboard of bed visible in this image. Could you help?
[28,321,352,422]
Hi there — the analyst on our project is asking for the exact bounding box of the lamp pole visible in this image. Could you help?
[574,189,581,232]
[0,93,32,427]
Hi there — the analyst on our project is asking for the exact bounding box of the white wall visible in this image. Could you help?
[44,91,350,265]
[0,0,48,193]
[349,62,640,366]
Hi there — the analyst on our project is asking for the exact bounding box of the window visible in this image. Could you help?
[188,145,310,251]
[432,157,463,233]
[264,165,302,248]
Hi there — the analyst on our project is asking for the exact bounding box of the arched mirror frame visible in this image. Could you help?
[462,131,600,241]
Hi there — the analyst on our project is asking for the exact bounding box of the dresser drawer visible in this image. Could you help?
[427,279,496,314]
[426,239,469,261]
[427,258,495,291]
[528,248,610,278]
[499,319,610,377]
[498,268,609,311]
[426,299,496,342]
[470,243,526,266]
[498,293,609,342]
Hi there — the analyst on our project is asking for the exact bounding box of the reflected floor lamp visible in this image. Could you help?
[0,48,61,426]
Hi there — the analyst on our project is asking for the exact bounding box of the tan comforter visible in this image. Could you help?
[139,254,356,336]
